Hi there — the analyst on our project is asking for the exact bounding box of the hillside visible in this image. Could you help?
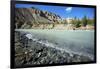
[15,7,62,29]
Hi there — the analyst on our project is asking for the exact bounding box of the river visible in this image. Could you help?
[15,29,95,60]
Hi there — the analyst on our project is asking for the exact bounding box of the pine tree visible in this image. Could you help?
[82,16,87,27]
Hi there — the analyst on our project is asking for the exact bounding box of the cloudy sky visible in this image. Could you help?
[16,4,95,19]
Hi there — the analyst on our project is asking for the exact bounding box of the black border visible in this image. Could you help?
[10,1,97,68]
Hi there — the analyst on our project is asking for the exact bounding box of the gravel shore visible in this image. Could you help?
[15,31,92,67]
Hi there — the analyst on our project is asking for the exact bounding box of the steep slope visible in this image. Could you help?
[15,7,62,29]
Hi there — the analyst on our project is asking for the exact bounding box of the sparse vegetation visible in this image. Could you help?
[70,16,94,29]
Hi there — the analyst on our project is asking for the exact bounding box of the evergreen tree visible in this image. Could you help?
[75,19,81,28]
[71,17,77,27]
[82,16,87,27]
[87,19,94,26]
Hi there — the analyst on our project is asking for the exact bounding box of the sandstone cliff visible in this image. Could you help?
[15,7,62,29]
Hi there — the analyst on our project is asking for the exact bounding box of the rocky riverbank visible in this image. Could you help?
[15,31,92,67]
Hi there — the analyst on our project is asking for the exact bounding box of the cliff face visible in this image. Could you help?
[15,7,62,29]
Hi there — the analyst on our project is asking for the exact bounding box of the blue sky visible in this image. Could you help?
[15,4,95,19]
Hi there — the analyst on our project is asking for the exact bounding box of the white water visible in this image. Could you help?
[15,29,94,60]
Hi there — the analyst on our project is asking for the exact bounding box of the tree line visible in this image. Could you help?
[69,16,94,28]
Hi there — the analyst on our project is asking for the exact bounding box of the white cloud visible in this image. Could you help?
[66,7,72,12]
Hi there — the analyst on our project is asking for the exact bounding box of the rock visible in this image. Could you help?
[15,7,62,29]
[15,31,92,67]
